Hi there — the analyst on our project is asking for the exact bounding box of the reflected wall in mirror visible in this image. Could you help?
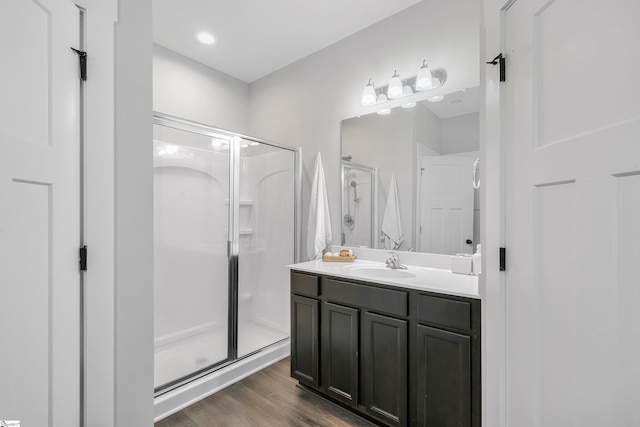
[340,86,480,255]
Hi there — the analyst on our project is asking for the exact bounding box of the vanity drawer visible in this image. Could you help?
[291,271,320,297]
[323,279,408,317]
[416,294,471,331]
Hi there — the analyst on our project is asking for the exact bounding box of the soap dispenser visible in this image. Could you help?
[473,244,482,275]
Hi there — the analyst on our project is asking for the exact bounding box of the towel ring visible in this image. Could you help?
[472,158,480,189]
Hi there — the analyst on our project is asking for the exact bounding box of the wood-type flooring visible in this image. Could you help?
[155,358,374,427]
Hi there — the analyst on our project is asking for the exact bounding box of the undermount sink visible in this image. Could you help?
[348,266,416,279]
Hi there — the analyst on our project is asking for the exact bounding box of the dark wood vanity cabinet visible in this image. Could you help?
[362,311,408,426]
[290,270,480,427]
[321,301,359,407]
[291,294,319,387]
[414,293,480,427]
[290,272,320,388]
[416,325,471,426]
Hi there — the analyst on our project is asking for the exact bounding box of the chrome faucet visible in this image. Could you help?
[385,252,407,269]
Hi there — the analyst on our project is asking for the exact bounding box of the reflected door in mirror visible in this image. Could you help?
[419,156,474,255]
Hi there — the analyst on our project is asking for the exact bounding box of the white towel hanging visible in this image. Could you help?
[306,152,332,260]
[381,172,404,250]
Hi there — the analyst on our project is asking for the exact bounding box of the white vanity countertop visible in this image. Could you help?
[288,259,480,299]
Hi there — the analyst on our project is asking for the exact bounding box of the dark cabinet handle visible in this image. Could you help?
[466,239,473,245]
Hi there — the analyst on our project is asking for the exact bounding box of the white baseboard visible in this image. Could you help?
[153,339,290,422]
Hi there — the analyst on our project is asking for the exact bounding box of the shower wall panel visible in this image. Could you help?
[238,146,295,357]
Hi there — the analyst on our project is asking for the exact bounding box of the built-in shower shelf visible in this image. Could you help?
[223,228,253,235]
[224,199,253,206]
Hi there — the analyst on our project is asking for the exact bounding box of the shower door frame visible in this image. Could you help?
[152,112,302,395]
[340,160,379,248]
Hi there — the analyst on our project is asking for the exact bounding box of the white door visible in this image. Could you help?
[504,0,640,425]
[420,155,474,254]
[0,0,81,425]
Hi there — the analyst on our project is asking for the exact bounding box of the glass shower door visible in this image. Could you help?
[236,138,296,357]
[152,115,300,393]
[153,123,231,389]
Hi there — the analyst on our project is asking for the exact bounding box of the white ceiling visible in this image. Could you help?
[423,86,480,119]
[153,0,423,83]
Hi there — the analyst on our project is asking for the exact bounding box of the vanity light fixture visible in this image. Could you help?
[415,59,433,91]
[401,83,416,108]
[376,93,391,115]
[387,70,403,99]
[361,61,445,112]
[195,31,216,45]
[361,79,377,106]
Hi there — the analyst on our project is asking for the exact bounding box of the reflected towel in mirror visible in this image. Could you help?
[381,172,404,250]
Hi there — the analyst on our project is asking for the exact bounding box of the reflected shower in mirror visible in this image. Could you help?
[341,86,480,255]
[341,160,378,248]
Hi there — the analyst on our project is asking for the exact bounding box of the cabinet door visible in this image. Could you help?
[291,295,319,387]
[322,301,359,407]
[417,324,471,427]
[362,312,408,427]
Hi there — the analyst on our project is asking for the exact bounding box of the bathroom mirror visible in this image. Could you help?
[340,86,480,255]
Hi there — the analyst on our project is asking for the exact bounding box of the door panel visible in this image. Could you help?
[0,0,50,147]
[420,156,475,254]
[416,325,471,427]
[362,312,407,426]
[505,0,640,425]
[535,0,640,147]
[322,302,359,407]
[0,0,81,425]
[290,295,319,387]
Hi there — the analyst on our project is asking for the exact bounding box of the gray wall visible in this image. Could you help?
[115,0,154,425]
[153,45,250,133]
[152,0,479,255]
[440,112,480,155]
[248,0,479,253]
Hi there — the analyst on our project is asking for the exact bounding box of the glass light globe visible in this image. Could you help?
[361,79,376,106]
[387,70,403,99]
[416,60,433,91]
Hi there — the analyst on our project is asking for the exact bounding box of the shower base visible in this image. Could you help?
[154,318,288,389]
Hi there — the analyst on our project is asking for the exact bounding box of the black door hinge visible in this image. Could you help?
[499,247,506,271]
[79,245,87,271]
[70,47,87,81]
[487,53,506,82]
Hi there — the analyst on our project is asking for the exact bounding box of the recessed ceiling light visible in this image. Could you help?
[195,32,216,45]
[427,95,444,102]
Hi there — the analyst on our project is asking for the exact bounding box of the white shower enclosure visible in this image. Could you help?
[152,114,301,392]
[341,160,378,248]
